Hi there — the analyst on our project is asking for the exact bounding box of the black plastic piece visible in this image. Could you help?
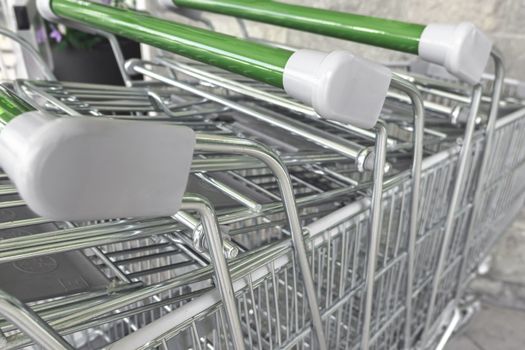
[14,6,31,31]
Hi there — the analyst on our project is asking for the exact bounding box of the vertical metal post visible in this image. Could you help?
[421,84,484,343]
[389,76,425,349]
[361,121,388,349]
[180,195,245,350]
[455,51,505,301]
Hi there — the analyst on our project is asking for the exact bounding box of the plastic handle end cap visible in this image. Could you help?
[36,0,59,21]
[0,112,195,221]
[284,50,391,129]
[419,22,493,84]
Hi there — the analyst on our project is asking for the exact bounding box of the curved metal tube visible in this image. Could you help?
[194,132,328,349]
[0,27,55,80]
[454,51,505,303]
[129,59,368,165]
[180,194,245,350]
[360,121,388,350]
[421,84,484,343]
[422,50,504,345]
[0,289,72,350]
[389,75,425,349]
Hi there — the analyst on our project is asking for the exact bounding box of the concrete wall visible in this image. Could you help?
[156,0,525,80]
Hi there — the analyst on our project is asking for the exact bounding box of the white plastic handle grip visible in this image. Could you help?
[419,23,493,84]
[0,111,195,220]
[283,50,392,129]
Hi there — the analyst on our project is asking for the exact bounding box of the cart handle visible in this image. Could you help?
[159,0,493,84]
[37,0,391,128]
[0,86,195,220]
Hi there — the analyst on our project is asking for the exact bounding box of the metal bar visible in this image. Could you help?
[455,51,506,302]
[389,75,425,350]
[131,61,367,163]
[0,289,72,350]
[194,133,328,349]
[421,84,483,342]
[361,122,388,349]
[180,195,245,350]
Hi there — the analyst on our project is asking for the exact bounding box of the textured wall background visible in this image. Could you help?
[156,0,525,80]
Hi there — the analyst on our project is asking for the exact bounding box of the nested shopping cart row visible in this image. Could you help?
[0,0,524,349]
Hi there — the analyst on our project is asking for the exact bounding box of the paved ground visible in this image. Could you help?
[445,303,525,350]
[445,207,525,349]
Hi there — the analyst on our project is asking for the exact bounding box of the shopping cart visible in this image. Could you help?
[153,2,518,347]
[8,1,413,346]
[33,7,431,349]
[0,74,441,349]
[0,1,524,349]
[0,79,371,349]
[0,12,390,348]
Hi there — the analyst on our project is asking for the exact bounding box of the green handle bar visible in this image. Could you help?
[49,0,292,88]
[172,0,425,54]
[38,0,394,128]
[0,86,35,125]
[166,0,493,84]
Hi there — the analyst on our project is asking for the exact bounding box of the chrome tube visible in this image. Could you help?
[454,51,506,301]
[194,133,328,349]
[389,75,425,349]
[129,60,368,165]
[360,121,388,350]
[421,84,484,343]
[158,57,398,148]
[0,289,72,350]
[0,27,55,80]
[180,194,245,350]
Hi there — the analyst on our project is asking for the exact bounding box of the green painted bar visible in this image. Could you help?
[51,0,293,88]
[0,86,35,126]
[173,0,426,54]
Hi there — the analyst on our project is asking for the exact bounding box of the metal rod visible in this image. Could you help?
[389,75,425,350]
[361,121,388,349]
[194,133,328,349]
[454,51,506,302]
[421,84,483,342]
[180,194,245,350]
[0,289,72,350]
[130,60,367,163]
[0,27,55,80]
